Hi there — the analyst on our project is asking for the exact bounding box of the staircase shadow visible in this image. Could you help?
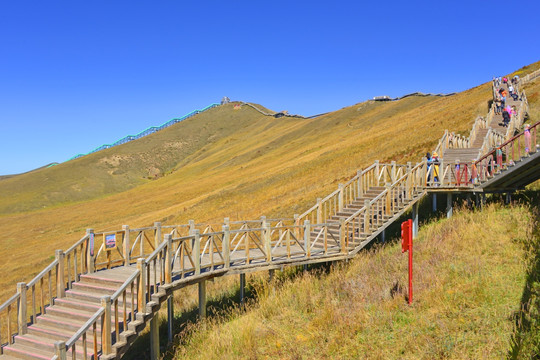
[507,189,540,359]
[122,263,331,360]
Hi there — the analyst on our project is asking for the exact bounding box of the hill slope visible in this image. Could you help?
[0,61,539,308]
[171,202,535,359]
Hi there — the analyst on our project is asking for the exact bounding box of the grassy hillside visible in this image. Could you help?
[169,202,536,359]
[0,61,539,312]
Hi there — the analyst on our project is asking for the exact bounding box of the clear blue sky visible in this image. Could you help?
[1,1,539,175]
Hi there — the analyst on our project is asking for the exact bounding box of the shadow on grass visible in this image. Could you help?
[508,189,540,359]
[122,263,332,360]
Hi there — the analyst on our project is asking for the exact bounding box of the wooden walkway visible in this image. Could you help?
[1,71,539,360]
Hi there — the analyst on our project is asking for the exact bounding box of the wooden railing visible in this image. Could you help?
[475,120,539,183]
[297,161,408,226]
[520,69,540,85]
[342,162,425,246]
[504,90,529,140]
[63,307,104,360]
[476,128,506,161]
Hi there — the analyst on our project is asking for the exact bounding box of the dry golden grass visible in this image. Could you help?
[172,202,533,359]
[1,62,539,305]
[0,62,539,356]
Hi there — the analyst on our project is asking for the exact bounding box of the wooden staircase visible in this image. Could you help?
[2,268,138,360]
[1,75,536,360]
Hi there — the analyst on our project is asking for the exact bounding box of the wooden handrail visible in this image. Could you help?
[65,307,104,348]
[0,293,20,312]
[111,270,140,302]
[27,259,59,288]
[476,120,540,164]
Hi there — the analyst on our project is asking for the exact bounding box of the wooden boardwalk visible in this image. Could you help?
[1,71,539,360]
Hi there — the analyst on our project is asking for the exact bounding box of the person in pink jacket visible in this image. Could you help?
[524,124,531,154]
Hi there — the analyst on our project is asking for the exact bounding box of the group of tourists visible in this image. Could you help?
[493,75,521,127]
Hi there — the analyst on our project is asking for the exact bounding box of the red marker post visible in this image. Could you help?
[401,219,413,304]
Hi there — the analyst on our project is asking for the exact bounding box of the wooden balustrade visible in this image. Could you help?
[63,307,104,360]
[475,120,539,182]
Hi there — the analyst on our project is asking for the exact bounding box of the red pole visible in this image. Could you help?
[408,219,413,305]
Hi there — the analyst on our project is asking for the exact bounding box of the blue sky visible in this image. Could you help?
[1,1,539,175]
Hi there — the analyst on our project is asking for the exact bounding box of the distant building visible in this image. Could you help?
[373,95,392,101]
[221,96,231,105]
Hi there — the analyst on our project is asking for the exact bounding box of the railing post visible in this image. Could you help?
[358,170,363,198]
[150,315,160,360]
[304,220,311,258]
[406,162,412,199]
[385,183,391,215]
[154,222,162,250]
[316,198,322,224]
[375,160,380,184]
[54,341,67,360]
[165,234,172,284]
[339,219,346,254]
[264,223,272,263]
[222,224,230,269]
[192,229,201,275]
[17,282,27,335]
[189,219,195,234]
[412,202,419,239]
[338,184,344,212]
[364,200,370,233]
[122,225,130,266]
[421,159,427,187]
[391,161,396,182]
[101,296,112,356]
[86,228,95,274]
[293,214,299,241]
[439,159,445,186]
[137,259,147,314]
[55,250,65,298]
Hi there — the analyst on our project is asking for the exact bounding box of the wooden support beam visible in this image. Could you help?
[432,193,437,213]
[167,296,174,345]
[412,202,419,239]
[150,315,160,360]
[199,280,206,319]
[446,193,453,218]
[239,273,246,306]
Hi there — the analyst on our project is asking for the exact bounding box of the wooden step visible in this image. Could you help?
[27,322,101,348]
[36,314,101,334]
[45,305,98,322]
[2,343,53,360]
[12,334,93,359]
